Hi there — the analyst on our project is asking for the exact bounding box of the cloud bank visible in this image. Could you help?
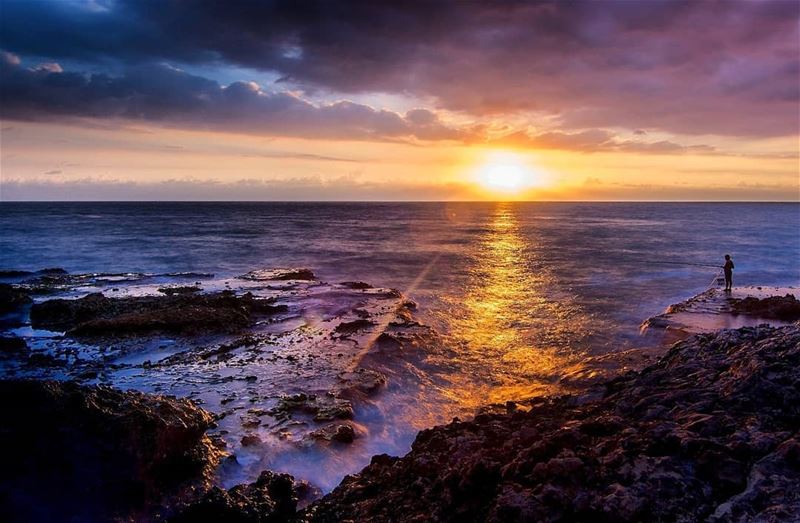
[1,0,797,138]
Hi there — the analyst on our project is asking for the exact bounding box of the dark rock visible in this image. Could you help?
[241,434,262,447]
[29,292,287,336]
[334,319,374,334]
[0,336,28,353]
[158,285,202,296]
[170,471,298,523]
[0,283,31,313]
[239,268,316,281]
[306,325,800,522]
[310,424,356,444]
[268,393,353,423]
[340,281,373,289]
[0,380,220,522]
[338,368,387,398]
[0,270,34,278]
[730,294,800,321]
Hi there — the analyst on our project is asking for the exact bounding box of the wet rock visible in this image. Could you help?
[0,380,220,522]
[239,268,316,281]
[241,434,262,447]
[26,352,66,367]
[0,283,31,312]
[268,393,353,423]
[158,285,202,296]
[730,294,800,321]
[338,368,387,397]
[29,292,287,336]
[310,424,356,444]
[170,470,298,523]
[334,319,374,334]
[0,336,28,354]
[306,325,800,522]
[313,401,354,422]
[340,281,373,289]
[0,270,34,278]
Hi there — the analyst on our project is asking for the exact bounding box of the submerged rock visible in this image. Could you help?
[306,324,800,522]
[0,283,31,312]
[29,291,287,336]
[0,379,221,522]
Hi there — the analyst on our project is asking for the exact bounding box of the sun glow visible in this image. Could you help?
[475,151,543,194]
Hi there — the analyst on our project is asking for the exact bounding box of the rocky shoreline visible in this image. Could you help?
[4,322,798,522]
[2,271,800,521]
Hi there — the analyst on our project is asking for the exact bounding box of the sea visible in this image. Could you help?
[1,201,799,490]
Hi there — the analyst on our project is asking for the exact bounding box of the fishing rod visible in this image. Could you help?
[636,260,722,269]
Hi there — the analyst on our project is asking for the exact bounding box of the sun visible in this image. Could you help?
[475,151,541,194]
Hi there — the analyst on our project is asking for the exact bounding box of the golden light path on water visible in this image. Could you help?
[349,202,597,422]
[434,203,592,408]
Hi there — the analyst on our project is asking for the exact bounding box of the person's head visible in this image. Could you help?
[725,254,731,260]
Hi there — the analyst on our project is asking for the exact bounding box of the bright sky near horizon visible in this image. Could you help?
[0,0,798,201]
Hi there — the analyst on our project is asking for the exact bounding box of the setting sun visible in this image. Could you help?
[476,151,544,194]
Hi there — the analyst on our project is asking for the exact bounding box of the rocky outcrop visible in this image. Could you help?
[29,291,287,336]
[0,380,221,522]
[306,324,800,522]
[0,283,31,313]
[730,294,800,322]
[170,471,299,523]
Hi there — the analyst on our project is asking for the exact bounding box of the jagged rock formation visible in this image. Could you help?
[306,324,800,522]
[0,380,221,522]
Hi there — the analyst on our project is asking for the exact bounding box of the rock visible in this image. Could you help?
[0,380,221,522]
[0,336,28,354]
[239,268,316,281]
[331,425,356,443]
[158,285,202,296]
[241,434,262,447]
[170,470,298,523]
[267,393,353,423]
[310,424,356,444]
[313,401,354,422]
[334,319,374,334]
[306,325,800,522]
[339,281,373,289]
[338,368,387,398]
[0,283,31,313]
[29,292,287,336]
[730,294,800,321]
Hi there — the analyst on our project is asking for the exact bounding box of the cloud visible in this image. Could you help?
[493,129,718,154]
[0,57,471,142]
[0,176,477,202]
[1,0,797,137]
[42,169,62,175]
[2,176,796,202]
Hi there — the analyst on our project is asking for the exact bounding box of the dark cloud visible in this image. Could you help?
[1,0,798,137]
[0,56,470,141]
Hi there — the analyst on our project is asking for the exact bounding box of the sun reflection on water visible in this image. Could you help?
[438,203,587,407]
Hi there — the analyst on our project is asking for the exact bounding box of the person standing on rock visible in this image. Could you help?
[722,254,734,292]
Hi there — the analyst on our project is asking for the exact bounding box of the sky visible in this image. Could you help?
[0,0,798,201]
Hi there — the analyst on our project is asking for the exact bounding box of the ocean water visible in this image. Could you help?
[1,201,799,490]
[2,201,798,334]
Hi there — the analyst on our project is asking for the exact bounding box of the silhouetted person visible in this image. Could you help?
[722,254,734,292]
